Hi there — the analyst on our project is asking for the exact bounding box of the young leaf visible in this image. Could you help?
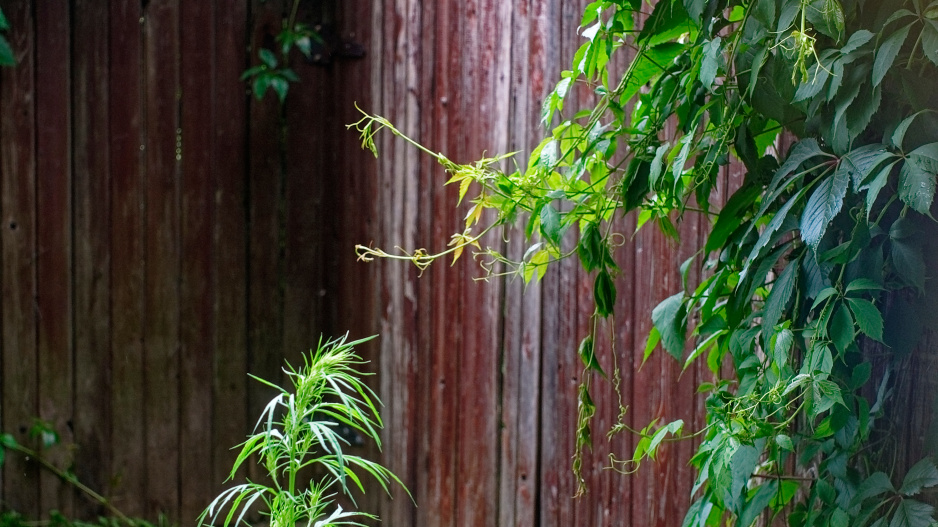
[873,23,912,87]
[899,458,938,496]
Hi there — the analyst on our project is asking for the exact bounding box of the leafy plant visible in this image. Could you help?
[352,0,938,524]
[243,0,321,103]
[0,420,160,526]
[198,334,406,527]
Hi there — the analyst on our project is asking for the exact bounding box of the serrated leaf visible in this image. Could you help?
[846,277,884,292]
[540,139,560,167]
[889,499,935,527]
[922,22,938,65]
[652,292,686,361]
[773,328,794,368]
[748,186,808,263]
[829,302,856,353]
[841,29,874,54]
[854,464,892,499]
[838,144,894,188]
[578,336,607,378]
[899,154,938,214]
[800,169,850,250]
[763,260,799,336]
[846,297,884,341]
[899,458,938,496]
[873,24,912,87]
[727,445,760,512]
[864,161,898,218]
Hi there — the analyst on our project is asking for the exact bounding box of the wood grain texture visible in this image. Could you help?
[142,0,181,517]
[0,0,38,514]
[179,0,215,521]
[211,0,249,494]
[245,2,286,493]
[72,0,113,516]
[34,0,73,515]
[108,0,147,516]
[105,1,147,517]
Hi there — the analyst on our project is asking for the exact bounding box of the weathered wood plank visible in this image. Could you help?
[142,0,181,517]
[179,0,215,521]
[0,0,38,514]
[72,0,113,517]
[246,2,285,491]
[373,0,422,524]
[211,0,249,494]
[282,1,326,371]
[34,0,73,516]
[108,0,147,516]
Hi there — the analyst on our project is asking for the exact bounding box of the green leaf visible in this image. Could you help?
[540,203,562,246]
[899,458,938,496]
[578,335,607,378]
[829,302,856,353]
[621,43,687,103]
[700,37,722,91]
[748,186,808,263]
[873,24,912,87]
[594,270,616,317]
[922,21,938,66]
[738,480,779,527]
[899,143,938,214]
[838,144,895,188]
[863,161,899,218]
[652,292,686,361]
[775,434,794,451]
[0,36,14,67]
[643,326,661,365]
[540,139,560,167]
[800,169,849,250]
[258,48,278,68]
[727,445,760,512]
[763,260,799,337]
[853,472,895,505]
[889,499,935,527]
[773,328,794,368]
[891,110,936,149]
[0,8,9,31]
[846,297,884,341]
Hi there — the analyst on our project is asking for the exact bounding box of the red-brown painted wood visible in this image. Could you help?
[211,0,249,492]
[108,0,147,516]
[142,0,181,518]
[179,0,215,521]
[72,0,113,517]
[0,0,38,515]
[34,0,73,516]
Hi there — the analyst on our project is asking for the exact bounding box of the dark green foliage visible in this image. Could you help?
[353,0,938,523]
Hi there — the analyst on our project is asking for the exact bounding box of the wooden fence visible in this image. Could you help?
[1,1,933,526]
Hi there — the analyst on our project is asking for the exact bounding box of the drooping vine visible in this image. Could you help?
[353,0,938,524]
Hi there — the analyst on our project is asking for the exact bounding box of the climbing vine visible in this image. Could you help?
[353,0,938,524]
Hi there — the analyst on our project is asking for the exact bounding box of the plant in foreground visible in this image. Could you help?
[199,334,406,527]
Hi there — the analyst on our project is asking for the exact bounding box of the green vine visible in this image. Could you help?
[355,0,938,525]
